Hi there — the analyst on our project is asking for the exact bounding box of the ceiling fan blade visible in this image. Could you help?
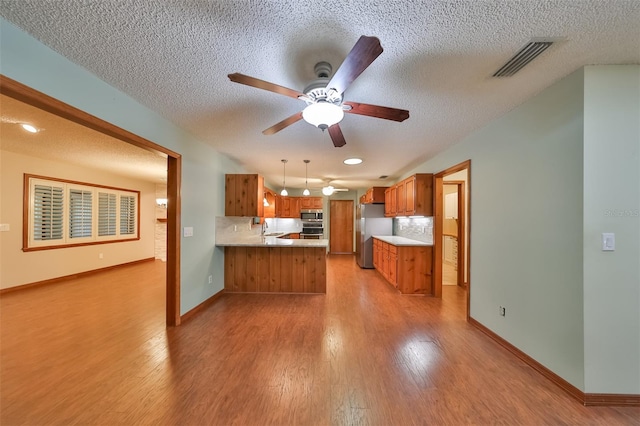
[328,123,346,147]
[343,101,410,122]
[262,112,303,135]
[327,36,383,96]
[228,73,304,99]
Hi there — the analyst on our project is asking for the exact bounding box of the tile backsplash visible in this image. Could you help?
[215,216,304,242]
[393,216,433,244]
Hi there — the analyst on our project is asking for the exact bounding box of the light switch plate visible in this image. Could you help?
[602,233,615,251]
[183,227,194,237]
[0,224,9,232]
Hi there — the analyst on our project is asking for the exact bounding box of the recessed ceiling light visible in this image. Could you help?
[20,123,39,133]
[343,158,363,165]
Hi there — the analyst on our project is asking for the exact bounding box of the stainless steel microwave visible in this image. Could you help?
[300,209,323,221]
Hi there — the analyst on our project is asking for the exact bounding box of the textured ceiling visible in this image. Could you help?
[1,1,639,189]
[0,94,168,183]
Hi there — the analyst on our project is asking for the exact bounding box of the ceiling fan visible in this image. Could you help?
[228,35,410,148]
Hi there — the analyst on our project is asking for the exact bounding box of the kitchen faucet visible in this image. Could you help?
[261,221,268,236]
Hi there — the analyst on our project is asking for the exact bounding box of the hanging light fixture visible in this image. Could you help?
[303,159,311,196]
[280,159,288,196]
[302,101,344,130]
[322,185,335,196]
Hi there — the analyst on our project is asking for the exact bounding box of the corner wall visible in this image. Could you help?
[406,69,586,390]
[0,19,246,313]
[583,65,640,393]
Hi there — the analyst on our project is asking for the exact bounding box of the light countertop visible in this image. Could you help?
[372,236,433,246]
[216,236,329,247]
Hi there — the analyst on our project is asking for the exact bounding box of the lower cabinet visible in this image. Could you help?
[224,246,326,293]
[373,239,433,295]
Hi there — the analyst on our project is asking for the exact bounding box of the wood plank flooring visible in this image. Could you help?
[1,256,638,425]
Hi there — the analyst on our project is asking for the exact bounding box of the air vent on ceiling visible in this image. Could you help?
[379,175,388,179]
[493,40,554,77]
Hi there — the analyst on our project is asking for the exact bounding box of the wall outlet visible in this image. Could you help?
[499,306,506,316]
[208,275,213,284]
[234,225,237,232]
[99,253,103,259]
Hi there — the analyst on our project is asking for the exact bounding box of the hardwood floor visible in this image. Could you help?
[1,257,638,425]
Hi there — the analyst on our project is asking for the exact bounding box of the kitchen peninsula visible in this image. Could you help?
[216,233,328,294]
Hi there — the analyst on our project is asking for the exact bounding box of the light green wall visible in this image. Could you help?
[0,19,246,314]
[405,69,587,390]
[583,65,640,393]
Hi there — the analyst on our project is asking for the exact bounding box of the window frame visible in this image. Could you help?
[23,174,140,251]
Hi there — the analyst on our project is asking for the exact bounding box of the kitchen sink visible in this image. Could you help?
[262,232,284,237]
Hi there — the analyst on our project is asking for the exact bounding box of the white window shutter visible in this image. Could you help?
[33,184,64,241]
[69,189,93,238]
[98,192,117,236]
[120,195,136,235]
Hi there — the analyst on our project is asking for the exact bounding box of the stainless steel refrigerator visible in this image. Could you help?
[355,203,392,268]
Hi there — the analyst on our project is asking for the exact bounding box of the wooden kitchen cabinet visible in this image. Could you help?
[361,187,387,204]
[384,186,397,217]
[276,196,301,218]
[300,197,323,209]
[373,238,433,295]
[384,173,433,217]
[225,174,264,217]
[263,187,276,218]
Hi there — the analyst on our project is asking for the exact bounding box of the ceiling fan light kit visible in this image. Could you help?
[301,102,344,129]
[228,35,409,148]
[322,186,335,196]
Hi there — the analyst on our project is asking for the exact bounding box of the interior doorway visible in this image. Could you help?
[329,200,354,254]
[0,76,182,326]
[434,160,470,318]
[442,181,465,288]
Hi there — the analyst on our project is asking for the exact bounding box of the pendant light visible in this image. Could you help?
[280,159,288,196]
[303,159,311,196]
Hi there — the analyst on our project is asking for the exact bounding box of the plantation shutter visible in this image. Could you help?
[69,189,92,238]
[120,195,136,235]
[33,184,64,241]
[98,192,117,236]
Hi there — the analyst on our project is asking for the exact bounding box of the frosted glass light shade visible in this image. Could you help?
[303,188,310,196]
[302,102,344,129]
[280,188,288,196]
[322,186,334,196]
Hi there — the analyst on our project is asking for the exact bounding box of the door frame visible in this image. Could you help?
[0,76,182,326]
[434,160,470,319]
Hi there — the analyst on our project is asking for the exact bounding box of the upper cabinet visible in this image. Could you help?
[225,174,264,217]
[360,187,387,204]
[384,173,433,217]
[263,187,277,218]
[300,197,323,209]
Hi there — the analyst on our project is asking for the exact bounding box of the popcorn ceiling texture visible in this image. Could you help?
[1,1,639,188]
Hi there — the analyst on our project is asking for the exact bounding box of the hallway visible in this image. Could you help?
[1,256,637,425]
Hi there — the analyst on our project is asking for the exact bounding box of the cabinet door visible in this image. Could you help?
[300,197,312,209]
[384,189,392,216]
[224,174,263,217]
[388,250,398,287]
[381,243,389,280]
[390,186,398,216]
[312,197,323,209]
[404,176,416,215]
[290,197,301,218]
[395,183,405,216]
